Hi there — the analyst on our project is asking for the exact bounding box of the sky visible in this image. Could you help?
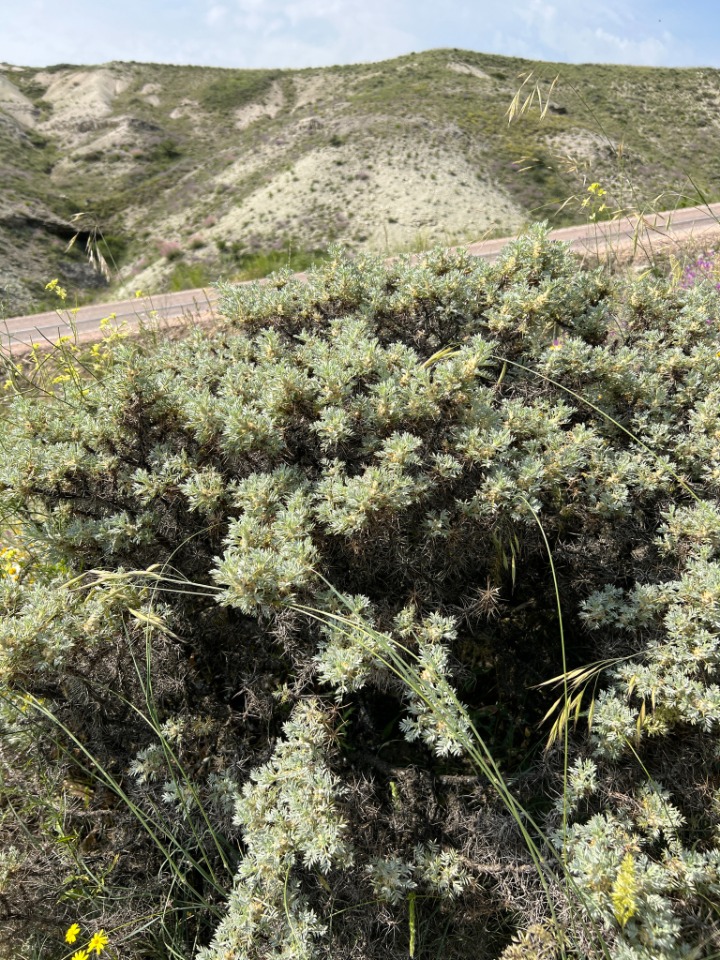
[1,0,719,71]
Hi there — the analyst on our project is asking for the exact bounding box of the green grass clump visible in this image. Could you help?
[199,69,282,112]
[229,246,328,280]
[164,247,327,293]
[1,229,720,958]
[168,260,212,291]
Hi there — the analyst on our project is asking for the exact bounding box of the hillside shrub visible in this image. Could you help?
[1,227,719,959]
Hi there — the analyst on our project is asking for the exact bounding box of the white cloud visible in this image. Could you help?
[516,1,557,28]
[205,5,228,27]
[0,0,712,70]
[503,0,675,65]
[213,0,418,67]
[591,26,671,64]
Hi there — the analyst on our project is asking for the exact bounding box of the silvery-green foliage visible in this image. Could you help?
[0,575,154,683]
[366,857,417,905]
[582,556,720,750]
[570,547,720,955]
[213,469,318,613]
[129,743,165,784]
[180,466,234,517]
[499,921,561,960]
[655,500,720,559]
[233,700,351,874]
[3,227,720,957]
[314,594,383,694]
[315,602,471,755]
[198,700,351,960]
[556,757,598,815]
[205,771,239,819]
[398,613,471,757]
[562,798,720,960]
[313,453,431,536]
[161,779,195,816]
[0,846,21,895]
[413,842,470,898]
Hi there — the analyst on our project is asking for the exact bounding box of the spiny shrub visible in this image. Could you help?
[1,226,719,959]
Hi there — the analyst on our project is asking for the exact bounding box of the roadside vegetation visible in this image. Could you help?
[2,50,720,960]
[2,222,720,959]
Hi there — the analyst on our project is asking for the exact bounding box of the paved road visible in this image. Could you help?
[4,201,720,354]
[466,201,720,260]
[2,287,220,354]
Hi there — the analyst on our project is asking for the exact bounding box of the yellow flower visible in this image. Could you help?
[71,951,89,960]
[65,923,81,944]
[45,278,67,300]
[611,852,638,927]
[87,930,109,955]
[135,289,144,298]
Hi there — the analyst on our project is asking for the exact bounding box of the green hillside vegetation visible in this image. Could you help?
[1,229,720,959]
[2,48,720,314]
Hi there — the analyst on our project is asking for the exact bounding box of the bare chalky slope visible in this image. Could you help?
[2,49,720,314]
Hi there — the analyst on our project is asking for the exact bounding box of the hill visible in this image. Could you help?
[2,48,720,314]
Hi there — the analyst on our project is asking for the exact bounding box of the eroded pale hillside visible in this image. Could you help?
[2,50,720,313]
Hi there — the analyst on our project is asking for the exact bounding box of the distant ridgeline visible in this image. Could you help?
[1,49,720,314]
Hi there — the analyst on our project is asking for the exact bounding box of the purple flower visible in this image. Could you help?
[680,249,720,290]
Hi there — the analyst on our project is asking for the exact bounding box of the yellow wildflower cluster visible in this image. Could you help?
[50,337,81,384]
[0,545,22,580]
[580,181,610,221]
[611,853,638,928]
[0,533,60,586]
[45,278,68,301]
[64,924,110,958]
[80,321,129,375]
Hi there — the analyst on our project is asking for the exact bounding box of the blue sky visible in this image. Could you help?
[2,0,719,70]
